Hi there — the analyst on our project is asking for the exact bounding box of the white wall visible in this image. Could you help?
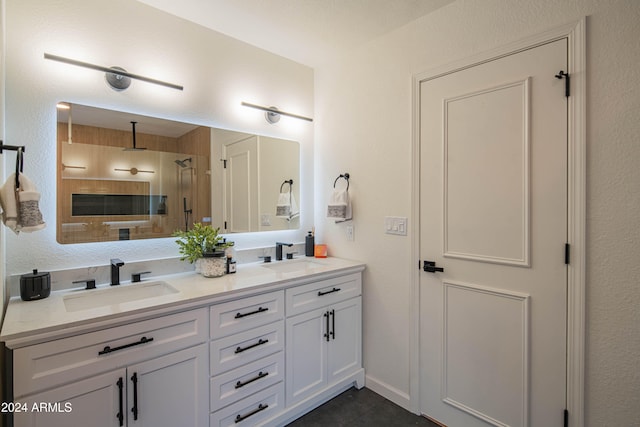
[314,0,640,425]
[2,0,313,277]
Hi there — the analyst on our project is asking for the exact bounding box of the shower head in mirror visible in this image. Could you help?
[175,158,192,168]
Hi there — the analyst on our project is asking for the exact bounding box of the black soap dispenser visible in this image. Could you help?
[305,230,315,257]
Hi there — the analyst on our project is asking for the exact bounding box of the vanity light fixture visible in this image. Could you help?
[44,53,184,91]
[241,102,313,123]
[114,167,154,175]
[62,163,86,170]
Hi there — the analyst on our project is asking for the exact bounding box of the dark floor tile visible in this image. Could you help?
[286,387,438,427]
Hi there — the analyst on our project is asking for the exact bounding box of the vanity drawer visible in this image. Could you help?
[13,308,208,397]
[211,351,284,411]
[210,382,284,427]
[285,273,361,316]
[210,321,284,375]
[210,291,284,339]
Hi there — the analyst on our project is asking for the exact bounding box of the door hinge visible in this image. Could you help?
[224,221,227,230]
[565,243,571,265]
[220,158,227,168]
[555,70,570,97]
[564,408,569,427]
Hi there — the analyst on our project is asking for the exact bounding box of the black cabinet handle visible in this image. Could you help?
[131,372,138,420]
[330,309,335,340]
[324,311,330,342]
[116,377,124,426]
[235,403,268,423]
[235,338,269,354]
[235,371,269,389]
[235,307,269,319]
[98,336,154,356]
[318,287,341,296]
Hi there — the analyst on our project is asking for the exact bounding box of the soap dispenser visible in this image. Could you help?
[305,230,315,257]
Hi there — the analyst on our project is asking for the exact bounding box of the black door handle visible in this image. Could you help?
[116,377,124,426]
[131,372,138,420]
[423,260,444,273]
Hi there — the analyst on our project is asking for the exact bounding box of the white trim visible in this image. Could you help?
[410,19,586,425]
[365,374,411,410]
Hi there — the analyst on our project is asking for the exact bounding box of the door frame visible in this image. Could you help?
[410,19,586,426]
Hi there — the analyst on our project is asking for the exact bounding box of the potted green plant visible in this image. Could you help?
[173,223,225,264]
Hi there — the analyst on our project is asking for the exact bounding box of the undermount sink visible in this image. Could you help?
[260,259,324,274]
[63,281,179,312]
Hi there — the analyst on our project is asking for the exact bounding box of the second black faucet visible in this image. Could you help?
[110,258,124,286]
[275,242,293,261]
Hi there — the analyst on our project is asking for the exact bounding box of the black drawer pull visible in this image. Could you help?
[235,403,268,423]
[235,338,269,354]
[235,371,269,389]
[235,306,269,319]
[99,336,154,356]
[318,287,341,296]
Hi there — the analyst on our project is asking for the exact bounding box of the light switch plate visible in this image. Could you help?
[385,216,408,236]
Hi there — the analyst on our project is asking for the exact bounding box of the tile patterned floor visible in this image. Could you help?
[285,387,439,427]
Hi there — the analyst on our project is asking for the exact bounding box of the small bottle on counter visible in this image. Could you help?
[226,255,237,274]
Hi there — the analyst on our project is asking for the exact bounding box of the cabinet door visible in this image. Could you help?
[14,369,126,427]
[285,307,327,405]
[127,344,208,427]
[327,297,362,384]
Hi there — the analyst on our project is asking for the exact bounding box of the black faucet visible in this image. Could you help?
[110,258,125,286]
[275,242,293,261]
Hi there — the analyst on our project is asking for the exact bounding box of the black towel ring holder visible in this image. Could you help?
[333,173,350,191]
[280,179,293,193]
[0,141,26,190]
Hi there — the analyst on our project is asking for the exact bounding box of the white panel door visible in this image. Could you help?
[15,369,125,427]
[128,344,208,427]
[224,136,258,233]
[327,298,362,384]
[286,307,327,405]
[420,39,568,427]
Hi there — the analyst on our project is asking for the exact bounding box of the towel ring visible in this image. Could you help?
[333,173,350,191]
[280,179,293,193]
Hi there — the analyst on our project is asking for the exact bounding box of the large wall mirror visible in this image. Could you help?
[57,103,300,244]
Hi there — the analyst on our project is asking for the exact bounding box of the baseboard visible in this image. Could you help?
[262,369,365,427]
[364,374,412,413]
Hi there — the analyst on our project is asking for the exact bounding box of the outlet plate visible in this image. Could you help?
[346,225,354,241]
[385,216,407,236]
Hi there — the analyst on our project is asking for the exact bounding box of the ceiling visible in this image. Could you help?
[136,0,455,67]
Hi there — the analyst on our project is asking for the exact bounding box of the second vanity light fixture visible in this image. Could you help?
[44,53,184,91]
[241,102,313,124]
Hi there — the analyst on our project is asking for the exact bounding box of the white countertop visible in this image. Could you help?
[1,257,365,347]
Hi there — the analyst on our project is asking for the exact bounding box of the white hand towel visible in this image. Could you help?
[327,189,352,222]
[0,173,46,233]
[276,191,299,220]
[0,173,19,234]
[17,174,46,232]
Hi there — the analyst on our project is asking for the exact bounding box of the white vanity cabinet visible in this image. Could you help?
[11,308,208,427]
[285,274,363,406]
[2,258,366,427]
[209,291,286,427]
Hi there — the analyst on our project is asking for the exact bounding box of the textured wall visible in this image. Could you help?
[3,0,313,275]
[314,0,640,424]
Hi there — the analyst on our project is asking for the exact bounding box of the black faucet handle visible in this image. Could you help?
[73,279,96,290]
[110,258,125,266]
[131,271,151,283]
